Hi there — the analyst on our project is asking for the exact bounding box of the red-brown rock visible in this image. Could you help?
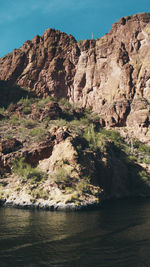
[0,138,22,154]
[0,13,150,143]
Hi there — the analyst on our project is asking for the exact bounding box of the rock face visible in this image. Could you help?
[0,138,22,154]
[0,13,150,143]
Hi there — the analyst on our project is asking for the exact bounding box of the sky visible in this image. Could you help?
[0,0,150,57]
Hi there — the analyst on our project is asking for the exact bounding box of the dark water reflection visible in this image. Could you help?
[1,199,150,266]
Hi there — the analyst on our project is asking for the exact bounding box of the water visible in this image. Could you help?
[0,199,150,267]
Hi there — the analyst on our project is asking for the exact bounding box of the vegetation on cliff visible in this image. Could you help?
[0,95,149,210]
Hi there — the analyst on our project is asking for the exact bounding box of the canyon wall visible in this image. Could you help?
[0,13,150,144]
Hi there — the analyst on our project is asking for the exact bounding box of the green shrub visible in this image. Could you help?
[12,157,47,182]
[133,140,150,154]
[30,127,48,140]
[5,135,12,139]
[22,106,32,115]
[36,96,57,108]
[10,115,20,126]
[22,119,37,129]
[83,125,107,152]
[18,97,36,107]
[53,119,69,128]
[100,129,125,147]
[0,107,5,115]
[128,155,137,162]
[31,188,49,199]
[76,177,90,193]
[58,98,72,108]
[138,170,149,185]
[55,167,70,183]
[143,159,150,164]
[79,117,89,125]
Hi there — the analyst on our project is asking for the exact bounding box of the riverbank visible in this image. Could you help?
[0,198,100,211]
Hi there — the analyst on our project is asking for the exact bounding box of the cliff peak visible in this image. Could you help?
[0,13,150,144]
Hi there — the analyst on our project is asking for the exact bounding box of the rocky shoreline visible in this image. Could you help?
[0,198,100,211]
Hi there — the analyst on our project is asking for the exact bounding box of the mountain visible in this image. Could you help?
[0,13,150,145]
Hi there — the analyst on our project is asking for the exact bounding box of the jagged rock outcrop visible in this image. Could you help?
[0,125,149,210]
[0,13,150,143]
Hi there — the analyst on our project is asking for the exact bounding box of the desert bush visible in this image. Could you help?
[137,170,150,190]
[55,167,70,183]
[53,119,69,128]
[22,119,37,129]
[36,96,57,108]
[83,125,107,152]
[12,157,47,182]
[31,188,49,199]
[128,155,137,162]
[79,117,89,125]
[10,115,20,126]
[58,98,72,108]
[18,97,36,107]
[5,135,13,139]
[30,127,48,140]
[76,176,90,193]
[100,129,125,147]
[133,139,150,154]
[22,106,32,115]
[0,107,5,115]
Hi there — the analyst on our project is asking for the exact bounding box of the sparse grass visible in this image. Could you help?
[30,127,49,140]
[10,115,20,126]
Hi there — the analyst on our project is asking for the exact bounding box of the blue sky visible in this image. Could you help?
[0,0,150,57]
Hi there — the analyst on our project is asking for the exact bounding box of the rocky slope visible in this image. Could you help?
[0,97,150,210]
[0,13,150,144]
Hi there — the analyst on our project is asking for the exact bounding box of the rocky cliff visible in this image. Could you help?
[0,13,150,144]
[0,13,150,210]
[0,95,149,210]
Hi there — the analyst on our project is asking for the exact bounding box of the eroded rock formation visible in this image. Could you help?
[0,13,150,143]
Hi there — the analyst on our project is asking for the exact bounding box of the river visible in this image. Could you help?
[0,198,150,266]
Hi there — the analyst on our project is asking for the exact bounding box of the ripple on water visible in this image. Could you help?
[0,199,150,266]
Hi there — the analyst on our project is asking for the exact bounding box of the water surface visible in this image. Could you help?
[0,199,150,266]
